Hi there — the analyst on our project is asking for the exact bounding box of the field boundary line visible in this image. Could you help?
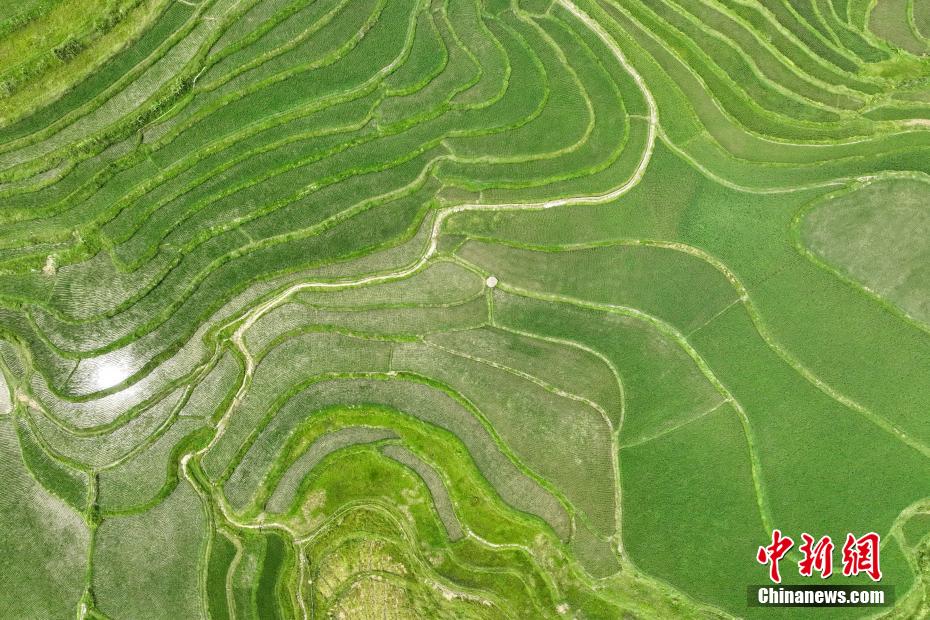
[495,281,774,535]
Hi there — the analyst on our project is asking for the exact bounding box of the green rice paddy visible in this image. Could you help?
[1,0,930,617]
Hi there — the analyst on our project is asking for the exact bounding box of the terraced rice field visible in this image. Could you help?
[2,0,930,617]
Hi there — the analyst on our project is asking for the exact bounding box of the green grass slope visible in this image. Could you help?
[1,0,930,617]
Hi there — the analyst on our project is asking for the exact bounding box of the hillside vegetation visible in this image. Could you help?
[1,0,930,617]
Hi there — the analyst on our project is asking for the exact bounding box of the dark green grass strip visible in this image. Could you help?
[0,1,197,143]
[206,530,237,620]
[256,531,287,620]
[14,412,88,511]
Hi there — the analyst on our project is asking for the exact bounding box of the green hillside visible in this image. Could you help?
[1,0,930,617]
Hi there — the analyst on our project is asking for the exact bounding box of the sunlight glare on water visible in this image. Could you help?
[92,361,130,391]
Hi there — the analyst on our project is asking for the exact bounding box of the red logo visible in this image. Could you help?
[757,529,794,584]
[798,534,834,578]
[842,532,882,581]
[758,531,881,583]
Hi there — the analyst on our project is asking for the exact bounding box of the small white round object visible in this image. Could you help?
[485,276,498,288]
